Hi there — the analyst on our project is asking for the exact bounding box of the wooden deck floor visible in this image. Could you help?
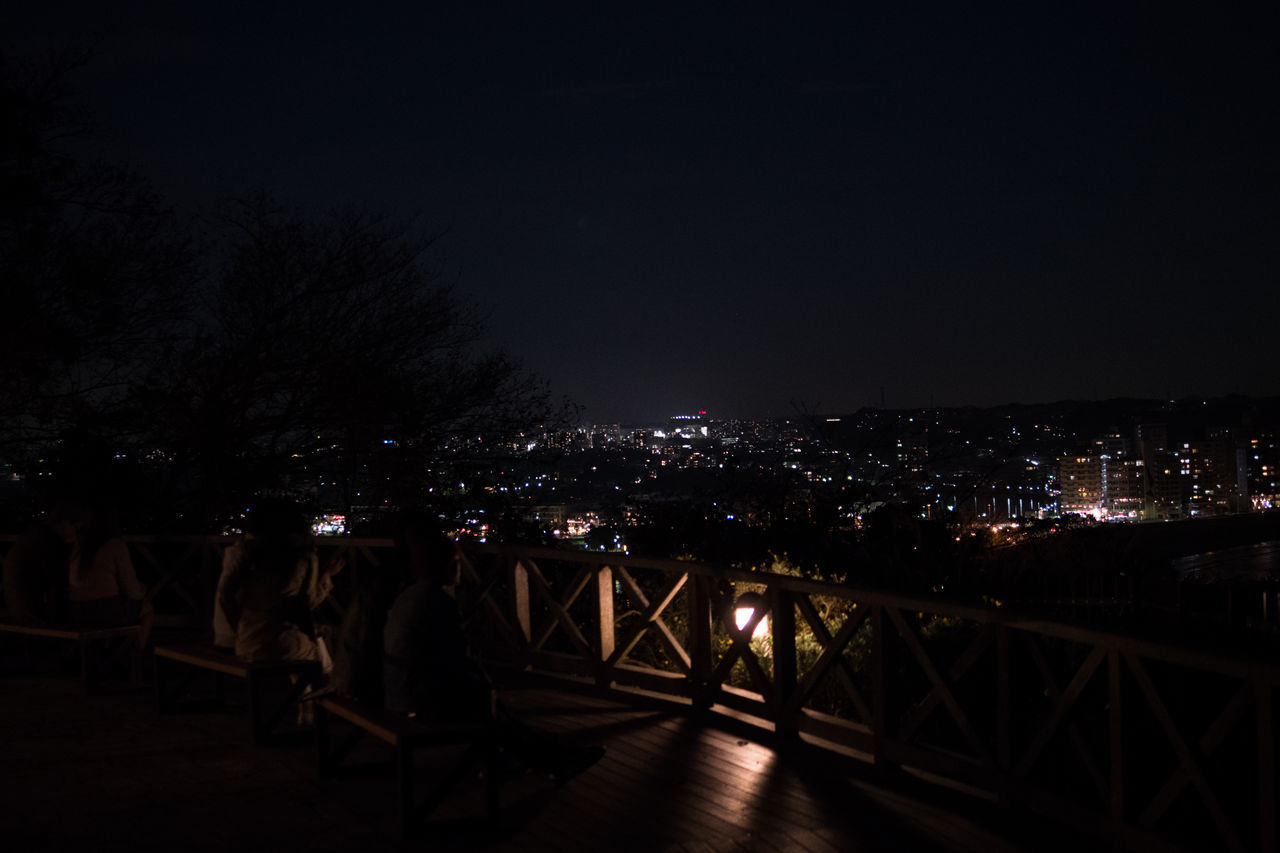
[0,669,1078,852]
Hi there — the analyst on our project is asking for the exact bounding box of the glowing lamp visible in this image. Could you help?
[733,592,769,639]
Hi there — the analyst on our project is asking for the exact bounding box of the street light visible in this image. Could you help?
[733,591,769,640]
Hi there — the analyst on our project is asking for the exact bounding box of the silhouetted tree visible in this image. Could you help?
[0,49,195,506]
[1,49,567,529]
[144,193,568,527]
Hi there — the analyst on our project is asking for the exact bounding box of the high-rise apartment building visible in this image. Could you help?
[1105,459,1144,516]
[1183,434,1248,516]
[1248,433,1280,508]
[1059,455,1106,515]
[1143,449,1185,519]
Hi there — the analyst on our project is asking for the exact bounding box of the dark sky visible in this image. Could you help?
[8,3,1278,423]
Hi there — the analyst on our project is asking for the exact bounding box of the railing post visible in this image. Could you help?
[594,564,615,688]
[872,604,886,768]
[687,574,713,709]
[1259,676,1275,853]
[996,623,1011,799]
[770,587,797,737]
[1109,647,1124,848]
[511,556,532,658]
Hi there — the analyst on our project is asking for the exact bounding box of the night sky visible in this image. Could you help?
[8,3,1278,423]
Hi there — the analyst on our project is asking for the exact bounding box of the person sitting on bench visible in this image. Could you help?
[217,498,343,668]
[382,517,604,782]
[328,522,402,707]
[65,505,153,647]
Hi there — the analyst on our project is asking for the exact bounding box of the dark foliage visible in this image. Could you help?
[0,51,568,530]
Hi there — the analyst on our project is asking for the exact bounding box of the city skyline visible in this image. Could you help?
[8,3,1277,423]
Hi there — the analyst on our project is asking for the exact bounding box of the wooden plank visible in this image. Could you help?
[1025,635,1109,805]
[609,663,689,696]
[1014,644,1105,778]
[319,696,404,745]
[152,645,250,678]
[738,641,776,701]
[791,595,871,725]
[708,602,773,694]
[592,718,831,831]
[713,686,773,722]
[794,709,876,757]
[607,567,691,673]
[1010,618,1278,683]
[586,737,740,827]
[996,624,1010,777]
[524,648,598,676]
[512,557,532,644]
[1109,647,1124,843]
[770,588,797,733]
[1140,682,1250,827]
[153,645,314,679]
[877,738,999,792]
[0,623,139,641]
[607,739,770,809]
[687,575,713,708]
[526,560,594,657]
[458,551,521,650]
[872,604,886,765]
[1260,677,1276,853]
[897,624,993,745]
[594,564,614,678]
[886,607,993,767]
[1124,651,1243,853]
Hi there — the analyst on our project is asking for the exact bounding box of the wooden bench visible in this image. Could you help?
[0,622,141,696]
[153,644,321,745]
[315,694,500,838]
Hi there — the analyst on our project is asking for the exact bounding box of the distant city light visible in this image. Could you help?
[312,514,346,536]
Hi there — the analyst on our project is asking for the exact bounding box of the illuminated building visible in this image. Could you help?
[1094,432,1130,459]
[668,412,709,439]
[1135,423,1168,459]
[1142,449,1184,520]
[1183,434,1248,516]
[1248,433,1280,508]
[1104,460,1144,517]
[1059,455,1106,515]
[896,421,928,476]
[528,504,568,530]
[588,424,621,448]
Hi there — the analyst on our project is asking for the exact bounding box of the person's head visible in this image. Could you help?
[394,511,458,587]
[70,502,121,578]
[47,502,80,544]
[242,497,310,574]
[247,497,309,542]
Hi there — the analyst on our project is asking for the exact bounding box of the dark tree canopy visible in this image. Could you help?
[0,50,194,464]
[147,194,567,526]
[1,51,570,530]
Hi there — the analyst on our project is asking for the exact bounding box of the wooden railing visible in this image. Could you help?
[454,543,1278,853]
[2,534,1276,852]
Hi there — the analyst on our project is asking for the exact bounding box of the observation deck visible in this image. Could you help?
[1,536,1276,851]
